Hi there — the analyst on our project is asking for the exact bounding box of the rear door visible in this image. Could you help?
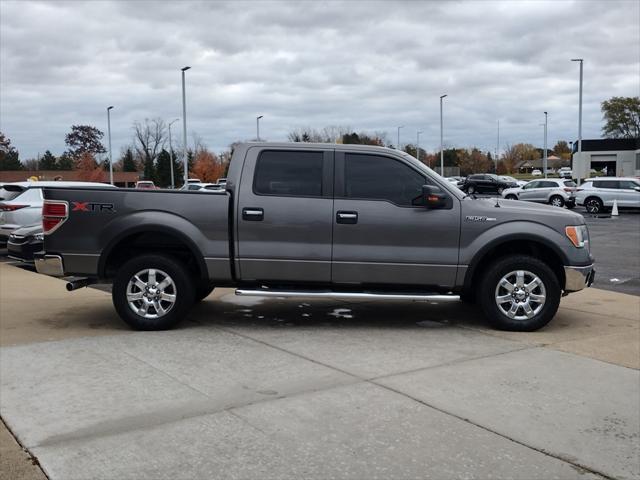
[236,147,334,283]
[331,151,460,288]
[593,180,619,206]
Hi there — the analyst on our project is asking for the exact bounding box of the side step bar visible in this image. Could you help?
[235,289,460,302]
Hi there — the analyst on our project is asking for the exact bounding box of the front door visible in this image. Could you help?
[236,147,334,283]
[331,151,461,289]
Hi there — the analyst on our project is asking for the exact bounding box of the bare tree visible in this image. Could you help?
[133,118,167,166]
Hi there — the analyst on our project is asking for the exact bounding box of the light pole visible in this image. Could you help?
[496,119,500,173]
[256,115,263,141]
[181,66,191,185]
[168,118,179,189]
[440,94,447,176]
[107,106,114,185]
[571,58,583,184]
[543,111,548,178]
[396,126,404,150]
[416,130,423,162]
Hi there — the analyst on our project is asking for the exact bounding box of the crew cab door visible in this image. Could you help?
[331,151,460,288]
[236,147,334,283]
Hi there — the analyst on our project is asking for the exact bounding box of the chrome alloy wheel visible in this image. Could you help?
[494,270,546,321]
[550,197,564,207]
[126,268,177,319]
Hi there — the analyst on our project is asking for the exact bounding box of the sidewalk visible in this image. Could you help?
[1,262,638,479]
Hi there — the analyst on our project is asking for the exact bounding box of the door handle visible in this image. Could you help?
[336,211,358,224]
[242,207,264,221]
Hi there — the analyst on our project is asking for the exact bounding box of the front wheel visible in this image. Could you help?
[585,197,603,214]
[112,254,196,330]
[479,255,561,331]
[505,194,518,200]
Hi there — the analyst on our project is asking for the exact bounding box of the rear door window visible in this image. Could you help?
[0,187,24,201]
[563,181,577,187]
[593,181,620,189]
[254,150,324,197]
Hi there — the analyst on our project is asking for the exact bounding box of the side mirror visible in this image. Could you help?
[417,185,448,208]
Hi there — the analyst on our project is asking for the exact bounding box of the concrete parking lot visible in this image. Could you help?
[1,260,639,480]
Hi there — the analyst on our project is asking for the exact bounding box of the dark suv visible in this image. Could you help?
[460,174,517,195]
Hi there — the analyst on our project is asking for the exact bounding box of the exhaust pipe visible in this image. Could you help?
[66,278,95,291]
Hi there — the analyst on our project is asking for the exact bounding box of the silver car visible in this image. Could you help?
[501,178,577,208]
[576,177,640,214]
[0,181,115,245]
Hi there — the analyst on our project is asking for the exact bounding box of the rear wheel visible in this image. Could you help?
[479,255,560,331]
[467,185,476,194]
[585,197,603,214]
[549,195,565,208]
[505,194,517,200]
[112,254,195,330]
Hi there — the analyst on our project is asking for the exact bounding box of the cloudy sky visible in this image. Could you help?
[1,0,639,160]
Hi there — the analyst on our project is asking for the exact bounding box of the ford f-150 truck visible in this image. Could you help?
[34,143,594,331]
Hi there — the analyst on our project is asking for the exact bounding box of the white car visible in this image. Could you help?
[531,169,542,176]
[183,182,224,191]
[0,181,115,245]
[499,176,528,188]
[575,177,640,214]
[501,178,577,208]
[558,167,573,179]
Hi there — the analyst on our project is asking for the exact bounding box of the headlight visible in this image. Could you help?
[565,225,589,250]
[33,233,44,241]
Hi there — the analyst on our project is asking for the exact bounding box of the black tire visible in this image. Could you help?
[584,196,603,214]
[505,194,518,200]
[566,201,576,210]
[549,195,565,208]
[196,283,215,302]
[112,254,196,330]
[478,255,561,331]
[467,185,476,194]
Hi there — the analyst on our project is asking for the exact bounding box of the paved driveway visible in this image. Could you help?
[1,263,639,479]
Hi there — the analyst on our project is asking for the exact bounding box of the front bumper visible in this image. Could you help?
[564,264,595,292]
[34,254,65,277]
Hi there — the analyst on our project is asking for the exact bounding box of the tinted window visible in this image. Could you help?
[593,181,619,189]
[524,181,539,189]
[540,181,557,188]
[0,187,23,201]
[254,150,323,197]
[619,180,640,189]
[563,180,577,187]
[469,174,484,180]
[344,154,426,206]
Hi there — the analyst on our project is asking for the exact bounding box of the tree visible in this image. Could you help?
[133,118,166,169]
[22,158,39,170]
[57,153,74,171]
[39,150,57,170]
[0,132,22,170]
[501,143,539,173]
[457,148,491,175]
[76,152,106,182]
[155,149,174,187]
[601,96,640,139]
[553,140,572,161]
[121,147,138,172]
[64,125,106,163]
[190,149,225,183]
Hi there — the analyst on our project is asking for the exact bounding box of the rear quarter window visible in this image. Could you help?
[563,181,577,187]
[0,187,23,201]
[254,150,323,197]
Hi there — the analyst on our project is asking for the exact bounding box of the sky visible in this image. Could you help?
[1,0,639,161]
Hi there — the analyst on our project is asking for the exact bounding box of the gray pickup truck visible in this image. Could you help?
[35,143,594,331]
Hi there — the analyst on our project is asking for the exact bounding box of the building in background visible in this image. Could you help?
[572,138,640,178]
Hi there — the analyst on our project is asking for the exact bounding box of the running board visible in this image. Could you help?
[235,289,460,302]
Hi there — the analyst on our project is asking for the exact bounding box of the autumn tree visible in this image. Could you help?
[76,152,106,182]
[456,148,491,175]
[0,132,22,170]
[39,150,57,170]
[64,125,106,163]
[190,149,225,183]
[601,96,640,139]
[501,143,540,173]
[553,140,572,161]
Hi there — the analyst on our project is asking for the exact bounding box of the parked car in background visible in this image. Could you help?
[558,167,573,179]
[0,181,115,246]
[135,181,156,189]
[500,176,528,188]
[446,176,464,187]
[7,224,42,262]
[184,183,224,191]
[531,169,542,176]
[576,177,640,214]
[460,174,518,195]
[502,179,577,208]
[217,177,227,186]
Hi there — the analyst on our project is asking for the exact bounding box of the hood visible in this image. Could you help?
[464,197,585,226]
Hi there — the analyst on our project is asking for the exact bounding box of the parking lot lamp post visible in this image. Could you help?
[168,118,179,189]
[107,106,114,185]
[571,58,583,184]
[543,111,548,178]
[181,66,191,185]
[440,94,447,176]
[416,130,423,162]
[396,126,404,150]
[256,115,263,141]
[496,119,500,173]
